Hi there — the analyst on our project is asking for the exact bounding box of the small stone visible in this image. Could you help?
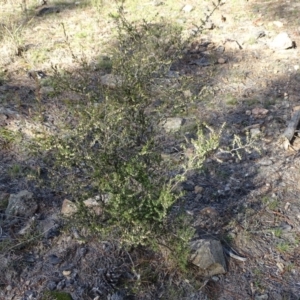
[6,285,12,291]
[61,199,77,216]
[245,110,251,115]
[258,158,273,166]
[250,128,261,137]
[100,74,123,89]
[284,202,290,211]
[294,65,299,70]
[5,190,38,219]
[189,239,226,276]
[63,270,72,276]
[182,4,193,12]
[183,90,192,98]
[25,280,30,286]
[252,107,269,115]
[83,198,102,215]
[47,281,57,291]
[270,32,294,50]
[194,186,203,193]
[162,117,184,132]
[273,21,283,28]
[218,58,226,64]
[199,207,218,217]
[48,254,61,265]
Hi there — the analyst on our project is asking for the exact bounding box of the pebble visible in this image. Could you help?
[258,158,273,166]
[218,58,226,64]
[250,128,261,137]
[47,281,57,291]
[6,285,12,291]
[182,4,193,13]
[194,186,203,193]
[63,270,72,276]
[48,254,61,265]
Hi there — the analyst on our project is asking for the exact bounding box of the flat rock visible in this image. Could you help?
[189,239,226,276]
[162,117,184,132]
[61,199,77,216]
[100,74,123,88]
[269,32,294,50]
[5,190,38,218]
[182,4,193,13]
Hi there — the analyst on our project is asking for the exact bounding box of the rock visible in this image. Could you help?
[273,21,283,28]
[162,117,184,132]
[18,216,36,235]
[0,114,8,125]
[38,214,60,238]
[270,32,294,50]
[61,199,77,216]
[63,270,71,276]
[225,40,242,51]
[250,128,261,137]
[83,198,102,215]
[182,4,193,12]
[47,281,57,290]
[183,90,192,98]
[48,254,61,265]
[100,74,123,88]
[258,158,273,166]
[5,190,38,218]
[252,107,269,115]
[189,239,226,276]
[218,58,226,64]
[199,207,218,218]
[255,30,266,39]
[194,186,203,194]
[203,22,215,30]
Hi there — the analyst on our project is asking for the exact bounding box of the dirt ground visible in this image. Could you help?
[1,0,300,299]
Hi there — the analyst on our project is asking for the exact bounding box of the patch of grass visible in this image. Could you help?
[225,93,238,106]
[0,128,22,149]
[8,164,22,178]
[276,242,290,253]
[42,291,72,300]
[272,227,282,238]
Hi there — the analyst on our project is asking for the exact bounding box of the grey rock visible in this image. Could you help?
[255,30,266,39]
[162,117,184,132]
[270,32,294,50]
[189,239,227,276]
[100,74,123,88]
[258,158,273,166]
[47,281,57,290]
[250,127,261,137]
[5,190,38,219]
[48,254,61,265]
